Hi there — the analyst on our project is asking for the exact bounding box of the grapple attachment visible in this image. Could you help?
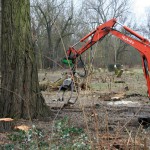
[61,58,73,67]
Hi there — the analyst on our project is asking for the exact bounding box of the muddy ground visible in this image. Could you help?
[1,68,150,149]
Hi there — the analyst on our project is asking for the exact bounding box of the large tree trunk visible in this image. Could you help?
[0,0,50,119]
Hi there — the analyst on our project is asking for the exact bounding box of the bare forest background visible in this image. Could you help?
[1,0,150,70]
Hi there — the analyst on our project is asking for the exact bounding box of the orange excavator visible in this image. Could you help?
[61,18,150,100]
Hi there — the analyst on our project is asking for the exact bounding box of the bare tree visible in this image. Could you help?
[81,0,137,66]
[83,0,131,25]
[31,0,75,69]
[140,8,150,39]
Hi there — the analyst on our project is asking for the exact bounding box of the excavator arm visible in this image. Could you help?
[65,18,117,60]
[63,18,150,97]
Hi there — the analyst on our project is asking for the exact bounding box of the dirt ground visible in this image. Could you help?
[40,68,150,149]
[1,68,150,149]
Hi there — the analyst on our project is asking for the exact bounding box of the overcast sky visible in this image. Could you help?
[132,0,150,19]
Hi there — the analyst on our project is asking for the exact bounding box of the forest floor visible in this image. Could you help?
[1,68,150,149]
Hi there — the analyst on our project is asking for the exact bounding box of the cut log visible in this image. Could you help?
[39,77,66,91]
[0,118,14,132]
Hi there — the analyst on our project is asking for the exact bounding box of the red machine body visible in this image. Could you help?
[66,18,150,97]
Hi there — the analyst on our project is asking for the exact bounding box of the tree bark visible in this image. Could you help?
[0,0,50,119]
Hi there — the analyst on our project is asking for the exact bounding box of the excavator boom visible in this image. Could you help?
[64,18,150,97]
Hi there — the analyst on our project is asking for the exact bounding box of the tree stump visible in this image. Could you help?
[0,118,14,132]
[14,125,30,132]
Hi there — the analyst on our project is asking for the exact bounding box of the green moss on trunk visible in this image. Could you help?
[1,0,50,119]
